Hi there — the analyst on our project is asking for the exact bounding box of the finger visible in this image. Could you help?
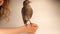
[27,23,38,29]
[31,23,38,27]
[27,23,37,26]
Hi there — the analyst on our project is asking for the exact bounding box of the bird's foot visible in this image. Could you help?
[30,23,32,26]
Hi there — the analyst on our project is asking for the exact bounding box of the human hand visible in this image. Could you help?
[22,23,38,33]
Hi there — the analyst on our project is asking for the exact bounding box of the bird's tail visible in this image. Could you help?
[24,20,27,24]
[24,20,30,26]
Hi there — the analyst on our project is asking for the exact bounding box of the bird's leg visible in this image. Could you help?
[29,20,32,26]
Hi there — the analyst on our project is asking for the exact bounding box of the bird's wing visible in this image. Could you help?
[21,7,26,15]
[30,8,33,18]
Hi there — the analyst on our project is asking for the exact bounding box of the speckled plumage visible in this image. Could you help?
[21,0,33,25]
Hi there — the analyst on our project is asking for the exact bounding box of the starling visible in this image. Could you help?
[21,0,33,25]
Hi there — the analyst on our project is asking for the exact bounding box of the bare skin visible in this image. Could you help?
[0,23,38,34]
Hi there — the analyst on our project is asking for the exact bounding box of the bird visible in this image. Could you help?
[21,0,33,26]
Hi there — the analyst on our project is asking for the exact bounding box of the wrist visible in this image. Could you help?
[17,26,27,33]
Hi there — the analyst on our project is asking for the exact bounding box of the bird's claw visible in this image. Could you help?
[30,23,32,26]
